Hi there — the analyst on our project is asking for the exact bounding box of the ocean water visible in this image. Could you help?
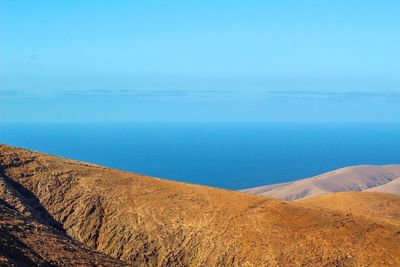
[1,122,400,190]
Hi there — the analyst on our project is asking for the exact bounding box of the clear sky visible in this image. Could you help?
[1,0,400,122]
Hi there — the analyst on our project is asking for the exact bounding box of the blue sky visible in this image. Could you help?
[1,0,400,122]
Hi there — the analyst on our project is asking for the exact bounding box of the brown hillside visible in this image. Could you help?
[300,191,400,226]
[0,198,125,266]
[1,144,400,266]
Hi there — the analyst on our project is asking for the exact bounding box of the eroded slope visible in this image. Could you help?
[1,144,400,266]
[0,199,125,266]
[367,177,400,195]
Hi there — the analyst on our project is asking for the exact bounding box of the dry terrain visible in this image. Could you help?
[243,165,400,200]
[300,192,400,226]
[0,199,125,266]
[367,177,400,194]
[1,144,400,266]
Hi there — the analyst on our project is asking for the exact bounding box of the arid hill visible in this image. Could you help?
[300,192,400,226]
[367,177,400,195]
[242,165,400,200]
[0,199,125,266]
[1,144,400,266]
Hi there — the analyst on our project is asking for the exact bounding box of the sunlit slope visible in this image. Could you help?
[1,144,400,266]
[300,191,400,226]
[367,177,400,194]
[243,165,400,200]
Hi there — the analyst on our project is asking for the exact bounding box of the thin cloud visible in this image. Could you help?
[62,89,189,98]
[196,89,235,94]
[195,89,235,98]
[266,90,400,99]
[147,90,189,97]
[62,89,234,99]
[63,89,136,96]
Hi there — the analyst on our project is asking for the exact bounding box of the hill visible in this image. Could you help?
[300,191,400,226]
[242,165,400,200]
[0,199,125,266]
[367,177,400,194]
[1,144,400,266]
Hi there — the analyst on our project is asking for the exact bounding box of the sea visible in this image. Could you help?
[1,122,400,190]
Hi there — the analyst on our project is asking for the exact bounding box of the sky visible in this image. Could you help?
[1,0,400,122]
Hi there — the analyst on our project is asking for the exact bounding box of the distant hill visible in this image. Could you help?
[367,177,400,194]
[242,165,400,200]
[1,144,400,266]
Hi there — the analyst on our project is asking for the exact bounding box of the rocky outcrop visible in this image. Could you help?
[0,198,125,266]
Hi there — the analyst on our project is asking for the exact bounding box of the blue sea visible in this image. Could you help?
[1,122,400,190]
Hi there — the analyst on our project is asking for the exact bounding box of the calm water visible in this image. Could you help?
[1,122,400,190]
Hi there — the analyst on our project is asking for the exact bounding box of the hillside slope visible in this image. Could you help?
[300,192,400,226]
[367,177,400,194]
[1,144,400,266]
[0,199,125,266]
[242,165,400,200]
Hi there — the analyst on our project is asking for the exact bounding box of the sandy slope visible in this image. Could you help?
[242,165,400,200]
[367,177,400,194]
[1,144,400,266]
[300,191,400,226]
